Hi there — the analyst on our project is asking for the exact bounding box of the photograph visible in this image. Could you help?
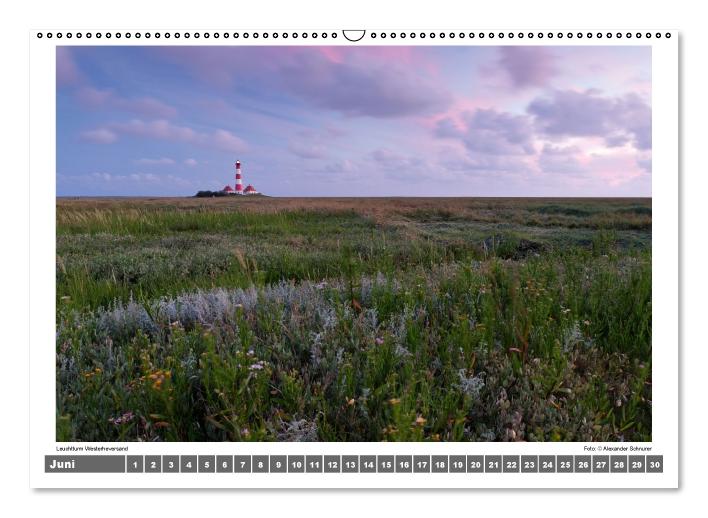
[55,44,652,442]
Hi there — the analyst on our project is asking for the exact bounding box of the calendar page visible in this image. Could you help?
[29,28,678,488]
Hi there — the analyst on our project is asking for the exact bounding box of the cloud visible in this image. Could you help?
[537,145,587,175]
[435,109,536,156]
[58,51,177,120]
[287,126,347,160]
[76,87,177,118]
[113,119,196,141]
[433,100,651,184]
[80,128,117,144]
[153,47,451,118]
[605,134,631,148]
[288,141,327,159]
[583,152,646,187]
[369,149,435,182]
[56,47,80,87]
[135,157,176,165]
[498,47,557,88]
[292,159,358,180]
[320,159,356,175]
[371,148,411,167]
[281,54,452,118]
[441,153,533,177]
[90,172,112,182]
[75,86,112,105]
[528,89,652,151]
[115,97,177,119]
[323,124,348,138]
[184,158,198,166]
[128,172,159,182]
[81,171,194,187]
[434,117,465,139]
[636,154,652,173]
[210,129,248,154]
[85,119,248,153]
[68,172,161,183]
[58,171,200,196]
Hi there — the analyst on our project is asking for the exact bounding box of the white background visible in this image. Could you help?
[2,0,705,514]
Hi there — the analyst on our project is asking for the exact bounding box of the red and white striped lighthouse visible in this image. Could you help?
[234,160,244,194]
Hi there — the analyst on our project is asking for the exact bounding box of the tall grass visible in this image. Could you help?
[57,255,651,442]
[56,198,652,442]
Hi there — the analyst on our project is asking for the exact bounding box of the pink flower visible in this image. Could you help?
[108,411,135,425]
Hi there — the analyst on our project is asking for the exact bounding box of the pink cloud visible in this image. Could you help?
[76,86,177,118]
[435,109,536,156]
[498,47,558,89]
[80,128,117,144]
[210,129,248,154]
[318,47,345,64]
[537,144,588,175]
[281,56,450,117]
[558,47,652,99]
[115,97,177,118]
[370,148,410,166]
[76,86,112,106]
[135,157,175,165]
[535,143,649,187]
[153,46,451,118]
[288,141,327,160]
[56,47,80,87]
[585,152,646,187]
[528,89,651,151]
[369,149,443,183]
[320,159,356,175]
[440,152,534,177]
[636,154,652,173]
[286,125,348,160]
[113,119,196,141]
[84,119,247,154]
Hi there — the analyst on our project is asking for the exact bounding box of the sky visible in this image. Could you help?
[56,45,651,197]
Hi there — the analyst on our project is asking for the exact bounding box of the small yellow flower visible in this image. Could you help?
[414,416,427,426]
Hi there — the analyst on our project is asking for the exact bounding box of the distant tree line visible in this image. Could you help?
[194,190,229,198]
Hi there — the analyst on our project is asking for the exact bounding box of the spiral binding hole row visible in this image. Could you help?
[35,31,672,40]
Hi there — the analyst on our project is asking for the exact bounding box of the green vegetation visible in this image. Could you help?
[56,197,651,442]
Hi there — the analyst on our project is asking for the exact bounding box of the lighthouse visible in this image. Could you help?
[220,160,258,195]
[234,161,244,194]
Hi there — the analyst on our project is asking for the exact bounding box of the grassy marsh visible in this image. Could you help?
[56,197,651,442]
